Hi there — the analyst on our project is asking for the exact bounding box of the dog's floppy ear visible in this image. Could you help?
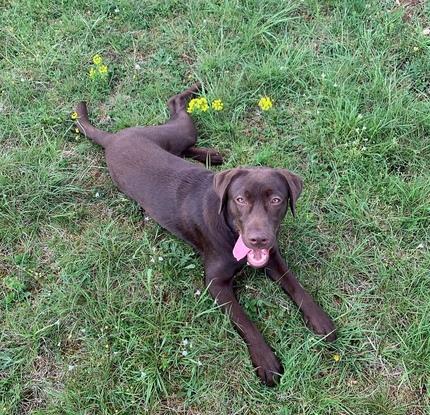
[277,169,303,217]
[213,169,244,214]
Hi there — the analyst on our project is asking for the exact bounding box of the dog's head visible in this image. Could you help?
[213,167,303,268]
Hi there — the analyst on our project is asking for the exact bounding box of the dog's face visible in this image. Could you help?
[214,168,303,268]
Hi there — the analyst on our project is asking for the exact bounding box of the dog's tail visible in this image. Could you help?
[75,102,114,148]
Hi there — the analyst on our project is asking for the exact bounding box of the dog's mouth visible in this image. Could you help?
[232,235,270,268]
[246,248,270,268]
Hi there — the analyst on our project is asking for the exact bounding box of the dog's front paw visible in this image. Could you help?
[304,305,336,341]
[249,343,283,386]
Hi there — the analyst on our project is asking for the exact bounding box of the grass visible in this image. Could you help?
[1,0,430,413]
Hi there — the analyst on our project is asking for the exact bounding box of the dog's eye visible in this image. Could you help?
[235,196,246,204]
[271,197,282,204]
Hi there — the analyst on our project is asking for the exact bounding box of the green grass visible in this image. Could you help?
[1,0,430,413]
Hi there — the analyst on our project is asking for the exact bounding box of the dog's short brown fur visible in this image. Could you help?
[75,84,335,386]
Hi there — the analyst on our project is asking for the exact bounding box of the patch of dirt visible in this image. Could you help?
[180,52,195,66]
[18,387,46,415]
[395,0,425,21]
[0,246,13,277]
[60,336,84,357]
[341,278,373,295]
[363,358,428,414]
[390,381,428,415]
[0,135,24,155]
[242,110,267,139]
[396,0,422,6]
[17,347,64,414]
[96,102,114,125]
[37,228,62,276]
[60,143,80,160]
[157,397,203,415]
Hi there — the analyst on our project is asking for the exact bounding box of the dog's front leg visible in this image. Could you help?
[265,249,336,341]
[204,259,283,386]
[182,146,224,165]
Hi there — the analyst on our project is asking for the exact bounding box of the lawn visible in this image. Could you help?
[1,0,430,414]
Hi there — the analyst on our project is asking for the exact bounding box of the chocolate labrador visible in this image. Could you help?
[75,84,336,386]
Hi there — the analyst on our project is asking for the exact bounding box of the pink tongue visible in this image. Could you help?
[233,235,251,261]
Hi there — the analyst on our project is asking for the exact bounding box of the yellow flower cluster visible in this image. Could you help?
[258,96,273,111]
[187,96,275,114]
[187,97,209,113]
[93,54,102,65]
[211,99,223,111]
[333,353,341,362]
[70,113,80,139]
[89,54,108,80]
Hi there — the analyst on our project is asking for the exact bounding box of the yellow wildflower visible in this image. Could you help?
[92,54,103,65]
[199,97,209,112]
[187,99,195,114]
[89,67,97,79]
[74,128,80,133]
[70,111,78,120]
[211,99,224,111]
[333,353,341,362]
[187,99,197,113]
[98,64,108,74]
[258,96,273,111]
[187,97,209,113]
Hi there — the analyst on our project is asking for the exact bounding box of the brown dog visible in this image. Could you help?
[75,84,336,386]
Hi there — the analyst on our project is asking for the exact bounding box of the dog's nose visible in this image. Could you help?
[248,234,270,248]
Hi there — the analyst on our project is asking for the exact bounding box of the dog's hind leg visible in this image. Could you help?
[75,102,115,148]
[141,84,201,155]
[167,83,201,117]
[166,84,224,164]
